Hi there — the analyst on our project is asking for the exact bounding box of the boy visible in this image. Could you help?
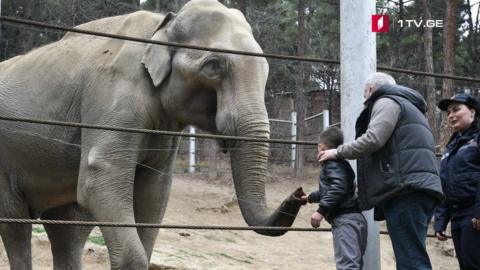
[302,127,367,270]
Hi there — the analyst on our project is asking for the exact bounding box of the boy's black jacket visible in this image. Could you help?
[308,159,359,223]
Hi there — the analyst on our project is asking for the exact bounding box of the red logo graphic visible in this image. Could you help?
[372,15,390,32]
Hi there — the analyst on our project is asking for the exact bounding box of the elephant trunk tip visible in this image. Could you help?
[254,187,306,237]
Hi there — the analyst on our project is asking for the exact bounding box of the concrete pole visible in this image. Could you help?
[340,1,380,270]
[0,0,2,37]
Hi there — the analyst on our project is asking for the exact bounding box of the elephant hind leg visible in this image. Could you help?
[42,203,94,270]
[0,191,32,270]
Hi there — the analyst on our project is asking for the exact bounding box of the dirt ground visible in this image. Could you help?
[0,169,459,270]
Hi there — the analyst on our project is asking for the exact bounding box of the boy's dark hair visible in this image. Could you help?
[318,127,344,149]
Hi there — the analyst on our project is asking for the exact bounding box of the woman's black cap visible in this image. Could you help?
[438,93,480,112]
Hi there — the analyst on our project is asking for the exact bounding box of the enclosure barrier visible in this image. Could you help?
[0,15,472,240]
[0,115,448,239]
[0,218,448,238]
[1,16,480,82]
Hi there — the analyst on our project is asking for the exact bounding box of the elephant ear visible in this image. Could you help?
[142,12,176,88]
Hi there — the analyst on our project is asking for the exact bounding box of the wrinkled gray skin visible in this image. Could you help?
[0,0,300,269]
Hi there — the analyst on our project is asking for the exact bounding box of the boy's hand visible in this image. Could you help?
[300,195,308,205]
[310,212,324,228]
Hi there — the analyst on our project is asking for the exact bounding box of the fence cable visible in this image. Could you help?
[1,16,480,83]
[0,115,317,146]
[0,218,449,238]
[0,15,452,236]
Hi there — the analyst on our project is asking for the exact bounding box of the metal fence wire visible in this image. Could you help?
[0,15,468,239]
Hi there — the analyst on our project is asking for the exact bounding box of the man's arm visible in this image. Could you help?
[336,98,400,160]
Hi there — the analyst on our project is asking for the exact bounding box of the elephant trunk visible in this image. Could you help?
[229,114,305,236]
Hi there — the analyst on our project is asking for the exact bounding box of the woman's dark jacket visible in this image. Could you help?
[434,124,480,232]
[307,159,359,223]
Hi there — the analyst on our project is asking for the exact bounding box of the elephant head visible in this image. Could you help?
[142,0,303,236]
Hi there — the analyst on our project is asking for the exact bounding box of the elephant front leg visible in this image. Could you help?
[42,203,94,270]
[134,167,173,262]
[0,173,32,270]
[77,131,148,270]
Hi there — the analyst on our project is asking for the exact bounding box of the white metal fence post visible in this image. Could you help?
[188,126,195,173]
[291,111,297,169]
[322,109,330,129]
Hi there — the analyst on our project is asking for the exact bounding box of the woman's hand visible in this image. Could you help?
[472,217,480,231]
[436,231,448,241]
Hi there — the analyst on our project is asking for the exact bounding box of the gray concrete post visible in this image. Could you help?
[0,0,2,37]
[340,1,380,270]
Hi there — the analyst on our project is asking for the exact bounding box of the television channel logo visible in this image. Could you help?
[372,15,390,33]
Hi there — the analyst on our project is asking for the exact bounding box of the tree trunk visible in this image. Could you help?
[420,0,438,145]
[20,1,35,54]
[439,0,458,149]
[294,0,307,177]
[465,0,479,74]
[238,0,247,17]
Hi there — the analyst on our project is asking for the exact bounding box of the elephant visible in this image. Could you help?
[0,0,304,269]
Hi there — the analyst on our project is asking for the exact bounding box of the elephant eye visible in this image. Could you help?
[200,56,226,80]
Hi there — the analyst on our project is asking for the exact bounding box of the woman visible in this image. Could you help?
[434,93,480,270]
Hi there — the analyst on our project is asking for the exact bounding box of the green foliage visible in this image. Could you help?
[141,0,189,12]
[217,253,252,264]
[375,0,478,93]
[32,226,46,234]
[0,0,140,61]
[88,235,106,246]
[1,0,477,117]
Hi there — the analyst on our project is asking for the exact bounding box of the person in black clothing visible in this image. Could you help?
[301,127,367,270]
[434,94,480,270]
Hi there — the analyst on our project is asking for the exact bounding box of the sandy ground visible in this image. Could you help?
[0,170,459,269]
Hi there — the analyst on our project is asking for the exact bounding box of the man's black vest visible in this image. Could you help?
[355,84,443,219]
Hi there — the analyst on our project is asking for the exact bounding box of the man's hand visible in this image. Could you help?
[435,231,448,241]
[472,218,480,231]
[310,212,324,228]
[317,149,337,162]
